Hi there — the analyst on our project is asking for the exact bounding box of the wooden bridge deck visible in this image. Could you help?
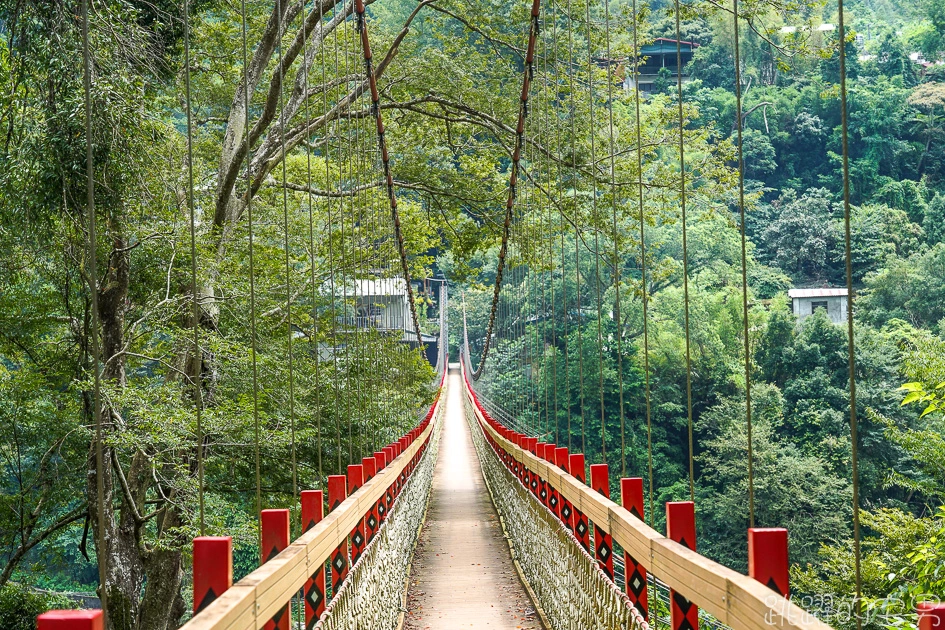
[403,368,544,630]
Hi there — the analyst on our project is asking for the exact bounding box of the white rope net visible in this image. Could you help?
[464,393,649,630]
[314,403,444,630]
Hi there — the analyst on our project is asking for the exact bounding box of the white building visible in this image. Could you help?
[350,278,414,333]
[788,288,848,324]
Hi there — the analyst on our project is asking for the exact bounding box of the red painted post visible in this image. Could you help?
[554,447,573,532]
[590,464,614,581]
[621,478,648,617]
[384,446,395,511]
[545,443,560,519]
[525,438,539,497]
[301,490,326,624]
[347,465,366,565]
[569,453,590,553]
[918,603,945,630]
[748,528,789,596]
[374,450,389,524]
[193,536,233,614]
[37,611,103,630]
[667,501,699,630]
[362,457,379,541]
[536,443,548,506]
[327,475,348,596]
[261,509,291,630]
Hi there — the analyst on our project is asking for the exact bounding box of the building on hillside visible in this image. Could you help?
[624,38,698,94]
[788,288,848,324]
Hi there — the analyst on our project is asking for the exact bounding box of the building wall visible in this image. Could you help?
[792,296,848,324]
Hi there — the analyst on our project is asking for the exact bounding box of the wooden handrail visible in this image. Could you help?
[180,377,447,630]
[462,377,833,630]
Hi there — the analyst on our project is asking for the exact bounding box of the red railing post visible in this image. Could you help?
[569,453,590,553]
[667,501,699,630]
[544,443,560,519]
[37,611,103,630]
[192,536,233,614]
[261,509,291,630]
[383,446,396,512]
[748,528,789,596]
[362,457,379,542]
[621,478,648,617]
[327,475,348,596]
[590,464,614,581]
[347,465,366,564]
[301,490,326,624]
[536,443,548,506]
[374,450,389,523]
[555,447,573,533]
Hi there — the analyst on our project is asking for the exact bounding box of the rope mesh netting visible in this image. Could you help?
[313,390,445,630]
[464,390,648,630]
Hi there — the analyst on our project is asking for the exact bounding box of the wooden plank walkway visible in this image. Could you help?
[403,367,544,630]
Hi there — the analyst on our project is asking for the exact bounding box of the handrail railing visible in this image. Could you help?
[460,370,832,630]
[180,371,447,630]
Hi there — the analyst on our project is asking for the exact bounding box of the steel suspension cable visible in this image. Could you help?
[81,0,108,619]
[341,22,353,465]
[302,0,323,483]
[239,0,264,525]
[328,17,342,473]
[567,0,586,456]
[585,0,607,465]
[182,0,205,535]
[603,0,626,477]
[276,0,299,498]
[629,0,655,526]
[353,0,424,351]
[674,0,695,501]
[732,0,755,528]
[837,3,863,626]
[470,0,542,381]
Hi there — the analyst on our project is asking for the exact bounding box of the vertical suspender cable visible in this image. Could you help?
[630,0,655,525]
[239,0,263,520]
[276,0,299,498]
[328,19,342,472]
[732,0,755,528]
[603,0,625,476]
[584,0,606,464]
[81,0,108,619]
[566,0,586,456]
[182,0,205,535]
[302,0,324,483]
[837,3,863,627]
[471,0,542,381]
[674,0,696,501]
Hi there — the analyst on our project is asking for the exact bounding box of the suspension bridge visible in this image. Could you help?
[27,0,940,623]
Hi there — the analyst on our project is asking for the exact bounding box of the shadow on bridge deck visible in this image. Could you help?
[403,367,544,630]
